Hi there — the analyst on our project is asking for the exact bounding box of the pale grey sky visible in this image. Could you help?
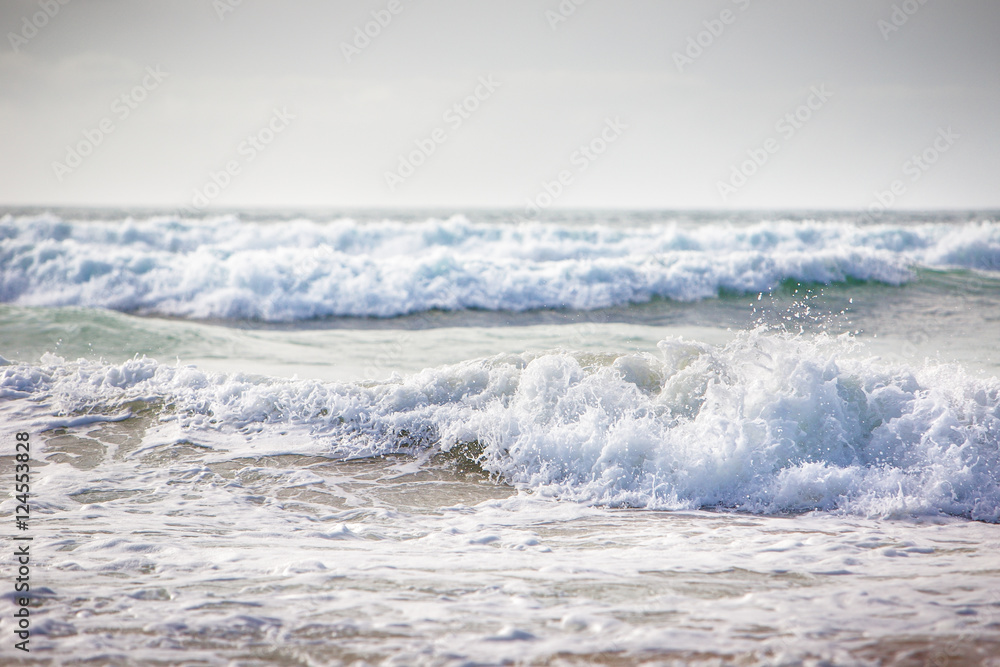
[1,0,997,210]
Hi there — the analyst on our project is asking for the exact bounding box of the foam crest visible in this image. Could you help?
[1,214,997,320]
[4,332,998,521]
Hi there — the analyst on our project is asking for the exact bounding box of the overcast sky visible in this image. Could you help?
[1,0,998,211]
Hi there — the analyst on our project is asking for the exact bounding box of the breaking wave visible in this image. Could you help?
[1,213,997,320]
[4,330,999,521]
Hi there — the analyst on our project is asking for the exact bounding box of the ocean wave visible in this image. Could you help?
[4,331,999,521]
[1,214,997,320]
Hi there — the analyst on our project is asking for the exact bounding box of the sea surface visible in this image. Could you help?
[1,208,999,666]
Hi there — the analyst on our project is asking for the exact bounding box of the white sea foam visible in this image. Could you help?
[4,331,998,521]
[1,214,997,320]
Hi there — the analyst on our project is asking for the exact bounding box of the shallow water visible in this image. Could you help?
[2,443,1000,665]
